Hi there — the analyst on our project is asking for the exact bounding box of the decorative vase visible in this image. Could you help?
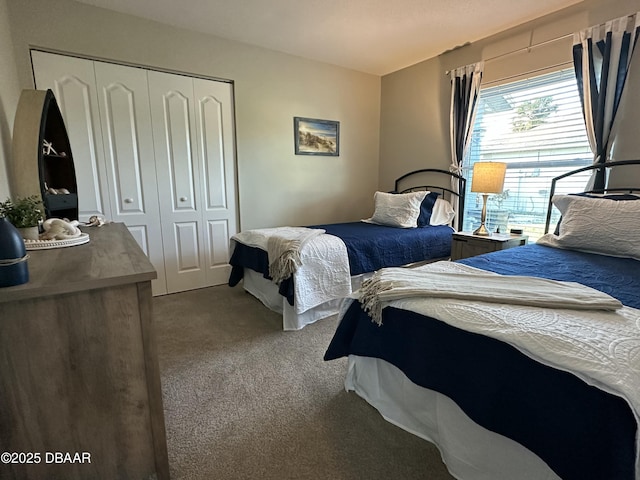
[0,217,29,287]
[18,225,39,241]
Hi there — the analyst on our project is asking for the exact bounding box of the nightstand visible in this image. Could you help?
[451,231,528,261]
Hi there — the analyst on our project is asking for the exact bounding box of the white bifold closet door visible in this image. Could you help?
[31,51,237,295]
[94,62,167,293]
[148,71,236,292]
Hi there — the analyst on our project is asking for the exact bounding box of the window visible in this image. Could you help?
[462,68,592,240]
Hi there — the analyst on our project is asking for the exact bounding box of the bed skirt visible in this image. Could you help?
[345,355,561,480]
[242,269,370,330]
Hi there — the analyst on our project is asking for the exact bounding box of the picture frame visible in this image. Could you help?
[294,117,340,156]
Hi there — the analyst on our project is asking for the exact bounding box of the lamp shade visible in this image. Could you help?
[471,162,507,194]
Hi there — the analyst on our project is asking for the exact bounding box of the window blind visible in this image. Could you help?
[462,68,592,240]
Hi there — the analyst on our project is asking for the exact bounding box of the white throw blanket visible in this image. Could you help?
[263,227,325,284]
[358,262,622,326]
[231,227,351,313]
[348,260,640,477]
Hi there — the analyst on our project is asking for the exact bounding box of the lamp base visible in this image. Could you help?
[473,223,491,236]
[473,193,491,236]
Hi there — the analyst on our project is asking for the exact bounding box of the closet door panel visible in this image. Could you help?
[163,91,197,211]
[208,220,230,265]
[127,224,151,256]
[94,62,167,295]
[174,222,201,271]
[148,71,205,293]
[32,51,111,221]
[100,83,145,214]
[199,94,226,208]
[194,79,237,285]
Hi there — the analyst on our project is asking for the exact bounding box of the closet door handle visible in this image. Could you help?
[179,196,188,202]
[124,198,133,204]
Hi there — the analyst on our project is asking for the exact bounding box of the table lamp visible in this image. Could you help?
[471,161,507,235]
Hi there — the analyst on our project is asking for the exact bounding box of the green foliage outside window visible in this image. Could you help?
[512,96,558,132]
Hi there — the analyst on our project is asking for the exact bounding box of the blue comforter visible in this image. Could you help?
[325,244,640,480]
[312,222,453,275]
[228,222,453,305]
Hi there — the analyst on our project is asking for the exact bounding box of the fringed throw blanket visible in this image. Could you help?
[358,261,622,326]
[230,226,325,283]
[265,227,325,284]
[231,226,351,314]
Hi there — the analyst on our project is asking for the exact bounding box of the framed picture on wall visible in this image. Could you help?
[294,117,340,156]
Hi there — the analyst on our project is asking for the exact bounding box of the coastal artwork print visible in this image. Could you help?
[294,117,340,156]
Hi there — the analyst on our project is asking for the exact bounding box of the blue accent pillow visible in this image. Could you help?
[417,192,441,227]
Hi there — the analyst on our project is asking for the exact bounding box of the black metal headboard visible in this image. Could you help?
[392,168,466,231]
[544,159,640,234]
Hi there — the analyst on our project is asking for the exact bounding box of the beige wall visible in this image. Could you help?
[378,56,452,192]
[379,0,640,191]
[4,0,381,230]
[0,0,20,200]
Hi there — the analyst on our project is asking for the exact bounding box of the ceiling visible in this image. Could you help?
[73,0,583,75]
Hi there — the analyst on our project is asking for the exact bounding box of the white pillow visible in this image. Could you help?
[363,191,427,228]
[536,194,640,260]
[429,198,456,226]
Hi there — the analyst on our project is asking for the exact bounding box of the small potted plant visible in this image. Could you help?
[0,195,44,240]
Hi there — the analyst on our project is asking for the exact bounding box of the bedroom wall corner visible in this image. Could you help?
[378,42,482,193]
[0,0,21,200]
[378,58,448,193]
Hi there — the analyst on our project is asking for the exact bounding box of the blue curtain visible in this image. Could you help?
[573,13,640,190]
[449,61,483,220]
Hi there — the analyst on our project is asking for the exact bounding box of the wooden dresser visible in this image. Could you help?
[0,223,169,479]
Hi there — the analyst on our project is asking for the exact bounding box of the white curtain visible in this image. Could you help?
[449,61,484,224]
[573,12,640,190]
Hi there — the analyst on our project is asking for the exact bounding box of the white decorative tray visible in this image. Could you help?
[24,233,90,250]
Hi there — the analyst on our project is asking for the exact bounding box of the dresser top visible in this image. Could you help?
[0,222,156,303]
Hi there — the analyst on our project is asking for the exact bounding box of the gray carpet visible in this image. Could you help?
[153,285,455,479]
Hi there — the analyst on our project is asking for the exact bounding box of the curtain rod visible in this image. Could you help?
[445,32,572,75]
[480,60,574,87]
[446,11,638,75]
[485,32,573,63]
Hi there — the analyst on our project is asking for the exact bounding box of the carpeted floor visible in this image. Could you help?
[153,285,455,479]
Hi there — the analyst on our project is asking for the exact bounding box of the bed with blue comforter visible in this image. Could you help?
[325,243,640,480]
[228,168,466,330]
[324,160,640,479]
[229,222,453,305]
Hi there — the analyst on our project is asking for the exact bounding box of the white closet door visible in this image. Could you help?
[33,52,238,295]
[148,71,206,293]
[193,79,237,285]
[32,51,111,222]
[94,62,167,295]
